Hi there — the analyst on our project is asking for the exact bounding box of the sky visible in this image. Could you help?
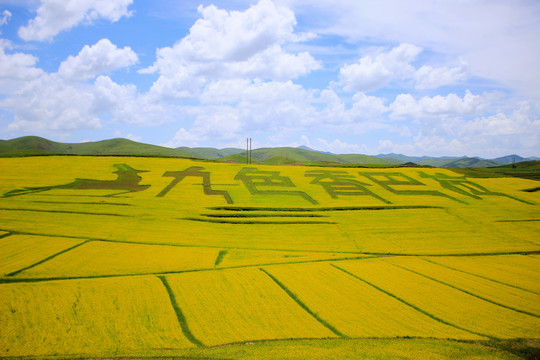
[0,0,539,157]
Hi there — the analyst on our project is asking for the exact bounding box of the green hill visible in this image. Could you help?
[177,147,244,159]
[0,136,198,158]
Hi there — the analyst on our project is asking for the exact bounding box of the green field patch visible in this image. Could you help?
[14,241,220,278]
[0,276,193,357]
[162,268,335,346]
[235,167,318,204]
[214,250,228,267]
[156,166,233,204]
[0,235,85,277]
[2,163,150,198]
[337,258,540,339]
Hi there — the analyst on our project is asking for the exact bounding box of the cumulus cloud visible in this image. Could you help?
[390,90,486,119]
[339,43,421,92]
[58,39,138,81]
[18,0,133,41]
[141,0,320,100]
[3,74,101,134]
[0,39,45,94]
[414,63,467,89]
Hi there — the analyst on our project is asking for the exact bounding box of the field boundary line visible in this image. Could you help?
[259,267,346,338]
[0,207,131,217]
[157,276,205,348]
[389,262,540,318]
[421,258,540,296]
[0,232,13,240]
[29,200,133,206]
[330,264,493,339]
[6,240,92,277]
[208,205,444,212]
[181,217,337,225]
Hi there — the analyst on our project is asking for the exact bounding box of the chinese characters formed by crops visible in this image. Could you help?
[1,164,531,205]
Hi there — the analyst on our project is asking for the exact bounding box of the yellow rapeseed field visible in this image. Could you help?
[0,156,539,358]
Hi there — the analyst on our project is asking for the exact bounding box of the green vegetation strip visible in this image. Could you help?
[259,267,345,338]
[214,250,228,267]
[208,205,443,212]
[0,207,131,217]
[157,276,205,348]
[0,232,12,240]
[421,258,540,296]
[6,240,91,277]
[30,200,133,206]
[182,217,337,225]
[330,264,493,340]
[390,262,540,318]
[495,219,540,222]
[202,213,327,218]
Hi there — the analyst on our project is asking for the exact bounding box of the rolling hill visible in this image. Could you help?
[0,136,198,158]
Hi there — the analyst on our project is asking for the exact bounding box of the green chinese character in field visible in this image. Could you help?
[235,167,318,204]
[359,172,463,203]
[157,166,233,204]
[418,172,532,204]
[2,164,150,198]
[305,170,390,203]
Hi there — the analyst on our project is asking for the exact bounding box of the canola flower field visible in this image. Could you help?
[0,156,539,359]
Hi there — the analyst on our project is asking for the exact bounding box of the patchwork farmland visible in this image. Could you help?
[0,156,539,359]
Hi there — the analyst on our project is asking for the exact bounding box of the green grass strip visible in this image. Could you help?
[202,213,327,218]
[422,258,540,296]
[6,240,91,277]
[259,267,345,338]
[495,219,540,222]
[0,232,13,240]
[30,200,133,206]
[330,264,494,340]
[157,276,205,348]
[390,262,540,318]
[182,217,336,225]
[208,205,443,212]
[214,250,228,267]
[0,207,131,217]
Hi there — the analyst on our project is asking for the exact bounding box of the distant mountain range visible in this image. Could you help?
[1,136,538,168]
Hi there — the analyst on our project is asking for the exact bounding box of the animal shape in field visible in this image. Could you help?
[2,164,150,198]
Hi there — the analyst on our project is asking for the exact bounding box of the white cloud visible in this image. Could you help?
[339,43,421,92]
[3,74,101,134]
[0,10,12,26]
[18,0,133,41]
[285,0,540,98]
[414,63,467,89]
[142,0,320,100]
[461,102,540,137]
[0,39,45,94]
[58,39,138,81]
[390,90,486,119]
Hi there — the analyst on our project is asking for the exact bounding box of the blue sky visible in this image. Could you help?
[0,0,539,157]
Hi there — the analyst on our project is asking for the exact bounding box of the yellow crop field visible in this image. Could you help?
[162,267,335,346]
[336,258,540,339]
[0,276,193,357]
[0,156,539,358]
